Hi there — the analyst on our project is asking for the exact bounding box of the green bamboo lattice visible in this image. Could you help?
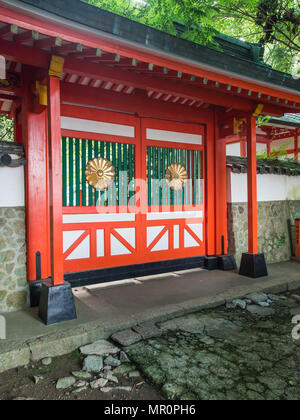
[62,137,135,207]
[147,146,202,206]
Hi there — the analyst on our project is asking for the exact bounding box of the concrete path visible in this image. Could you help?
[0,261,299,372]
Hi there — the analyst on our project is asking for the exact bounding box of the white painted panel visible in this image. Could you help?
[147,211,203,221]
[184,229,199,248]
[187,224,203,242]
[66,235,90,260]
[287,176,300,200]
[226,143,240,157]
[63,213,136,224]
[61,116,135,138]
[96,229,105,257]
[0,167,25,207]
[111,235,131,256]
[256,143,267,153]
[151,231,169,252]
[174,225,180,249]
[229,173,300,203]
[63,230,85,253]
[147,226,164,248]
[114,228,136,248]
[147,128,202,145]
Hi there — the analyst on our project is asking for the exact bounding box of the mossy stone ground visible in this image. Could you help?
[126,297,300,400]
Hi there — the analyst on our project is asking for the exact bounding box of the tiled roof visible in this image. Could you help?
[227,156,300,176]
[270,114,300,127]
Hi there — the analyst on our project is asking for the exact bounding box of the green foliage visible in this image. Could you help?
[0,114,14,142]
[256,139,293,159]
[83,0,299,72]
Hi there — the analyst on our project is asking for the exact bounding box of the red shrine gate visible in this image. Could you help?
[61,106,205,274]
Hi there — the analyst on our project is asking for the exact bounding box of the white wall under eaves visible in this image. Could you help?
[227,173,300,203]
[0,166,25,207]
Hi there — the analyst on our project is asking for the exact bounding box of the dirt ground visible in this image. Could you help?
[0,350,162,401]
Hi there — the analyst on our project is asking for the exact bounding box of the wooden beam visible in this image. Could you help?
[61,82,213,122]
[0,38,297,114]
[0,23,18,38]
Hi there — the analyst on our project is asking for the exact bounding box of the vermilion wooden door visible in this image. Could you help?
[140,118,205,263]
[60,107,205,274]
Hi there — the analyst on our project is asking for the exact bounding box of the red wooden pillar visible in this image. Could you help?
[240,139,246,158]
[47,75,64,285]
[247,115,258,255]
[38,72,76,325]
[239,115,267,278]
[205,114,216,256]
[267,142,271,157]
[215,133,227,255]
[22,66,51,282]
[294,134,298,162]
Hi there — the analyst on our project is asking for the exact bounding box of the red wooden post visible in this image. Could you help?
[215,132,227,255]
[247,115,258,254]
[295,218,300,259]
[47,75,64,285]
[205,114,216,256]
[239,114,267,278]
[294,134,298,162]
[240,139,246,158]
[22,66,51,282]
[267,142,271,157]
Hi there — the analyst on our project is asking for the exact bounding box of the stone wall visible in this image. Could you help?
[228,200,300,266]
[0,207,28,313]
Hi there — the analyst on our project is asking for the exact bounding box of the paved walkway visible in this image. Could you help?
[1,261,299,372]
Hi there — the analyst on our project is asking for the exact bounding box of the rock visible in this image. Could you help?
[113,363,136,376]
[257,301,271,307]
[291,294,300,303]
[104,355,121,367]
[33,375,43,384]
[72,386,87,394]
[102,370,119,384]
[128,370,141,378]
[111,329,142,346]
[56,377,76,389]
[75,381,87,388]
[245,292,269,305]
[41,357,52,366]
[247,305,275,317]
[101,386,132,393]
[290,307,300,316]
[83,355,103,373]
[160,314,238,335]
[72,371,92,379]
[198,336,215,345]
[80,340,119,357]
[90,378,108,389]
[132,323,162,340]
[120,351,130,363]
[226,299,247,310]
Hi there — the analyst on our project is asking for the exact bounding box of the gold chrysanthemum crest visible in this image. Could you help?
[165,163,188,191]
[85,157,115,190]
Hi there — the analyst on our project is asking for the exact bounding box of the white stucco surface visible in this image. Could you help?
[228,173,300,203]
[0,166,25,207]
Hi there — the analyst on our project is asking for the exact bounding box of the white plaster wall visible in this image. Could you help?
[226,142,267,157]
[228,173,300,203]
[0,166,25,207]
[226,143,240,157]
